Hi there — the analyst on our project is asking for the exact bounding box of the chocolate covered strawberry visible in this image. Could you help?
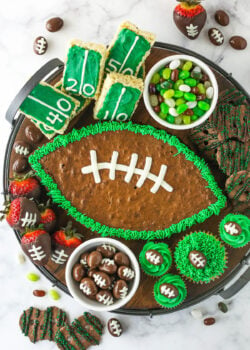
[51,222,83,265]
[9,172,41,199]
[0,196,40,232]
[173,0,207,40]
[21,228,51,266]
[39,201,57,233]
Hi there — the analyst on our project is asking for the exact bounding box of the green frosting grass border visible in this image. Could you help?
[29,121,227,240]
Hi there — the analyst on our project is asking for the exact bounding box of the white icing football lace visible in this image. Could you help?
[146,251,161,265]
[80,257,88,267]
[224,223,239,235]
[119,286,128,299]
[97,293,114,305]
[160,285,176,298]
[190,253,206,268]
[186,24,199,37]
[211,29,224,43]
[101,244,116,252]
[20,212,37,227]
[51,249,69,264]
[93,274,107,288]
[81,150,173,194]
[80,283,91,295]
[122,267,135,279]
[101,258,115,266]
[110,320,122,336]
[28,245,46,261]
[36,37,47,54]
[14,145,29,156]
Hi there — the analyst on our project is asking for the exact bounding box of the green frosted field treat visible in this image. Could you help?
[20,82,80,134]
[105,21,155,76]
[94,72,143,121]
[63,40,106,99]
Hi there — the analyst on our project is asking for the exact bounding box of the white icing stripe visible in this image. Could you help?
[119,35,139,73]
[109,151,119,180]
[124,153,138,183]
[20,212,37,227]
[27,95,70,119]
[111,87,126,119]
[81,151,173,193]
[136,156,152,188]
[28,245,46,261]
[79,49,89,94]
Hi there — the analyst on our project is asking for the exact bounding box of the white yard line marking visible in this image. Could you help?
[79,50,89,94]
[27,95,70,119]
[111,87,126,119]
[119,35,139,73]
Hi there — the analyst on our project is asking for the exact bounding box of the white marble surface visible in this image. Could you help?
[0,0,250,349]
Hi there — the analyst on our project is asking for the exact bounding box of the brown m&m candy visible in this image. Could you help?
[215,10,229,26]
[46,17,64,32]
[80,277,98,297]
[97,244,116,258]
[72,263,85,282]
[33,36,48,55]
[13,157,29,173]
[96,290,114,306]
[113,280,128,299]
[87,251,102,268]
[208,28,224,46]
[92,271,111,290]
[117,266,135,281]
[25,125,42,143]
[160,283,179,299]
[189,250,207,269]
[145,249,163,266]
[107,318,123,337]
[229,36,247,50]
[13,141,32,157]
[99,258,117,275]
[224,222,242,236]
[114,252,129,266]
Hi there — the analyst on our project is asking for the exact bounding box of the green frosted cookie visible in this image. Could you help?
[94,72,143,121]
[63,40,106,99]
[154,274,187,308]
[219,213,250,248]
[105,21,155,76]
[174,232,227,284]
[20,82,80,134]
[139,242,172,276]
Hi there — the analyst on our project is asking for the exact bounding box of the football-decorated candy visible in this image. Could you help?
[107,318,123,337]
[97,244,116,258]
[113,279,128,299]
[96,290,114,306]
[188,250,207,269]
[99,258,117,275]
[117,266,135,281]
[92,271,111,289]
[80,277,98,297]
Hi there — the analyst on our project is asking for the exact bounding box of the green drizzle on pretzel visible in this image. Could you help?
[154,274,187,308]
[139,242,172,276]
[219,213,250,248]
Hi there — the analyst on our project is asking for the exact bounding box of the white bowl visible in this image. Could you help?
[143,54,218,130]
[65,238,140,312]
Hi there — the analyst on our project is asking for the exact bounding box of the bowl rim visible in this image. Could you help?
[143,54,219,130]
[65,237,141,312]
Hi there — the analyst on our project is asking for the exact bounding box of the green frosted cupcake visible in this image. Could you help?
[219,213,250,248]
[139,242,172,276]
[154,274,187,308]
[174,232,227,284]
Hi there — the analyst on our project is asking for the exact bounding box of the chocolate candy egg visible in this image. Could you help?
[107,318,123,337]
[13,157,29,173]
[208,28,224,46]
[80,252,89,267]
[92,271,111,290]
[72,263,85,282]
[145,249,163,265]
[229,36,247,50]
[87,251,102,268]
[46,17,64,32]
[13,141,32,157]
[25,125,43,143]
[80,277,98,296]
[114,252,129,266]
[117,266,135,281]
[215,10,229,26]
[99,258,117,275]
[96,290,114,306]
[97,244,116,258]
[160,283,179,299]
[189,250,207,269]
[113,279,128,299]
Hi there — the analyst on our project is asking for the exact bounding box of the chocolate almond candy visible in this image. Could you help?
[189,250,207,269]
[13,141,32,157]
[97,244,116,258]
[114,252,129,266]
[46,17,64,32]
[25,125,43,144]
[80,277,98,296]
[160,283,179,299]
[229,36,247,50]
[113,279,128,299]
[92,271,111,290]
[145,249,163,266]
[13,157,29,173]
[33,36,48,55]
[215,10,229,26]
[87,250,102,268]
[208,28,224,46]
[117,266,135,281]
[107,318,123,337]
[15,197,41,232]
[96,290,114,306]
[22,232,51,266]
[80,252,89,267]
[72,263,85,282]
[99,258,117,275]
[224,221,242,236]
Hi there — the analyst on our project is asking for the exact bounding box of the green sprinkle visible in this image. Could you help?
[27,273,40,282]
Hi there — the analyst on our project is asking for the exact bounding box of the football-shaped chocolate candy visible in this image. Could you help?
[13,141,32,157]
[33,36,48,55]
[80,278,98,296]
[88,269,98,278]
[114,252,129,266]
[80,252,89,267]
[92,271,111,290]
[25,125,43,144]
[208,28,224,46]
[13,157,29,173]
[87,251,102,268]
[97,244,116,258]
[117,266,135,281]
[72,263,85,282]
[145,249,163,265]
[96,290,114,306]
[107,318,123,337]
[160,283,179,299]
[189,250,207,269]
[113,279,128,299]
[99,258,117,275]
[224,221,242,236]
